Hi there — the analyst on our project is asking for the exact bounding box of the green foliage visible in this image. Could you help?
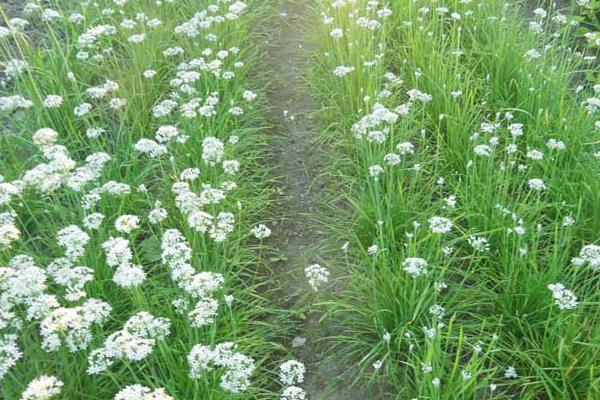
[311,0,600,398]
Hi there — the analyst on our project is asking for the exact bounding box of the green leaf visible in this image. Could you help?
[140,235,162,263]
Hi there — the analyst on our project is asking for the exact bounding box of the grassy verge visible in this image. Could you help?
[0,1,287,399]
[312,0,600,398]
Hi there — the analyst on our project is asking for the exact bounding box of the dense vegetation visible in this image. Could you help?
[0,0,598,399]
[312,0,600,398]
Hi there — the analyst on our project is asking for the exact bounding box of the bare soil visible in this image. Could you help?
[262,1,371,399]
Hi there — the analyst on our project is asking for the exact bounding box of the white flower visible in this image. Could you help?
[281,386,306,400]
[109,98,126,110]
[333,65,355,77]
[403,257,428,278]
[468,236,490,252]
[74,103,92,117]
[86,127,106,139]
[155,125,180,143]
[0,334,21,380]
[188,298,219,327]
[83,213,104,230]
[223,160,240,175]
[571,244,600,271]
[114,384,173,400]
[369,164,384,178]
[384,153,401,165]
[524,49,541,60]
[330,28,343,39]
[526,149,544,160]
[528,178,546,191]
[407,89,433,103]
[43,95,63,108]
[128,33,146,43]
[115,215,140,234]
[113,264,146,288]
[149,203,168,224]
[57,225,90,260]
[533,8,547,18]
[304,264,329,291]
[367,244,378,255]
[242,90,257,101]
[33,128,59,147]
[188,342,255,393]
[504,366,518,379]
[188,210,214,233]
[279,359,305,385]
[21,376,63,400]
[134,139,168,158]
[428,216,452,233]
[548,283,578,310]
[382,331,391,343]
[102,237,132,267]
[421,362,433,373]
[88,312,170,374]
[202,137,225,166]
[429,304,445,319]
[546,139,565,150]
[444,195,456,208]
[251,224,271,239]
[474,144,492,157]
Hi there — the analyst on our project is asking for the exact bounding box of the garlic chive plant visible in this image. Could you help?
[2,0,600,398]
[0,0,284,399]
[312,0,600,398]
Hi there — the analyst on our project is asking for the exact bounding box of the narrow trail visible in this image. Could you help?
[262,1,370,399]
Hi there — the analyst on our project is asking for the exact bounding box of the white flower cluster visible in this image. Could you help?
[174,1,248,38]
[572,244,600,271]
[57,225,90,260]
[251,223,272,239]
[351,103,399,141]
[468,235,490,253]
[40,299,111,352]
[402,257,429,278]
[20,128,110,194]
[114,384,173,400]
[0,210,20,249]
[202,137,225,166]
[279,359,307,400]
[0,0,263,396]
[161,229,224,327]
[102,236,146,288]
[428,216,453,234]
[172,179,237,242]
[47,257,94,302]
[87,312,170,374]
[20,375,63,400]
[0,95,33,112]
[0,256,47,309]
[135,125,189,158]
[304,264,330,291]
[187,342,255,393]
[548,283,578,310]
[0,334,21,380]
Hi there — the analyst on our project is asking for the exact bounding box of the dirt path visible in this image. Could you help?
[263,1,369,399]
